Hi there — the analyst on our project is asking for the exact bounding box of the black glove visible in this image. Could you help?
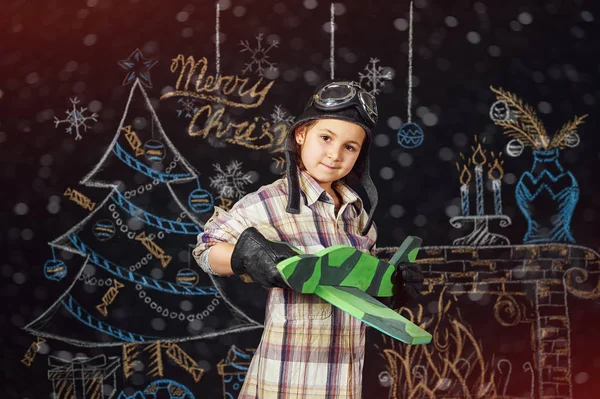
[231,227,297,288]
[391,263,424,308]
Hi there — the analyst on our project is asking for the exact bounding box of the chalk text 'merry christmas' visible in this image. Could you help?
[162,54,274,108]
[188,105,287,152]
[161,54,286,152]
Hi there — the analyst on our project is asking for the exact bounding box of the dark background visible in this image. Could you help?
[2,0,599,398]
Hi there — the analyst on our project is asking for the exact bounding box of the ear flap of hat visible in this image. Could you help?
[360,159,378,236]
[285,155,301,214]
[285,121,303,214]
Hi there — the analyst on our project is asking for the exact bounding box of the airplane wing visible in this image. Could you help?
[314,285,431,345]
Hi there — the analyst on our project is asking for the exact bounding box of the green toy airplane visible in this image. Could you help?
[276,236,432,345]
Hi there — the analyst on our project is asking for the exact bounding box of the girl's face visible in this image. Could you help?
[295,118,366,192]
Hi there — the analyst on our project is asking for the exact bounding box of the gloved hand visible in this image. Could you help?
[391,263,424,308]
[230,227,297,288]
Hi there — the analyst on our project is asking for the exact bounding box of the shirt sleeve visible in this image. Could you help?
[195,246,221,276]
[191,190,267,274]
[193,204,248,253]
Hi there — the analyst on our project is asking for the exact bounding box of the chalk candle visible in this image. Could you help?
[450,142,511,247]
[459,165,472,216]
[492,180,502,215]
[472,144,487,216]
[488,158,504,215]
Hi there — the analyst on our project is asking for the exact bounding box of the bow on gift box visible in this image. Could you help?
[48,354,109,369]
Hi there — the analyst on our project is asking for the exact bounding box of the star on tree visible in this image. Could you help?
[118,48,158,88]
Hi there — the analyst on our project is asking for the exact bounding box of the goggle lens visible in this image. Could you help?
[312,81,378,125]
[318,84,355,105]
[359,91,377,122]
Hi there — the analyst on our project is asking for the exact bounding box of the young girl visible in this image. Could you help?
[193,80,422,398]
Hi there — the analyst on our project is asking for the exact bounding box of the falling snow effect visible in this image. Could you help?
[209,161,253,200]
[176,97,199,119]
[270,105,295,126]
[358,58,393,95]
[239,33,279,77]
[4,2,600,398]
[53,98,98,140]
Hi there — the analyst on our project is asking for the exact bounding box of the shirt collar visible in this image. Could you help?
[297,169,362,209]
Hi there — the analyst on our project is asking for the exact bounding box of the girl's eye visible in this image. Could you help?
[345,145,357,152]
[321,135,331,141]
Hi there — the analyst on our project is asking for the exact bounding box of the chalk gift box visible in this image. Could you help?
[47,354,120,399]
[217,345,255,398]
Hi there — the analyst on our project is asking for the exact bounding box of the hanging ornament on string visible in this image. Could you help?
[397,1,424,149]
[43,246,67,282]
[177,251,200,288]
[188,177,214,214]
[143,115,167,163]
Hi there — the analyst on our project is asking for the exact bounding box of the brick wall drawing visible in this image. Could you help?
[373,243,600,399]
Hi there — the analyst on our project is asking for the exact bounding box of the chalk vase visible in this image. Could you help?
[515,148,579,243]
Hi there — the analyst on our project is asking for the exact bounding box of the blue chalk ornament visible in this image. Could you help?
[176,268,199,288]
[93,219,116,241]
[188,188,214,214]
[44,258,67,281]
[143,139,166,162]
[397,122,424,149]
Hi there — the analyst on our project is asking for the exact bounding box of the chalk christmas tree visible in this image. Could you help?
[25,63,262,346]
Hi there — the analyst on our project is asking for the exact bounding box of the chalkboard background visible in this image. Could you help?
[2,1,600,398]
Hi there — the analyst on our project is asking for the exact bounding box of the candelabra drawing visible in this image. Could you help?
[450,137,511,246]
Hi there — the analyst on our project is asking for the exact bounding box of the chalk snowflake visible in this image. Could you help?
[176,97,199,119]
[210,161,253,199]
[270,105,295,126]
[53,97,98,140]
[239,33,279,77]
[358,58,393,95]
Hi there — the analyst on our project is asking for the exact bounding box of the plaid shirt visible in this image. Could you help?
[193,169,377,398]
